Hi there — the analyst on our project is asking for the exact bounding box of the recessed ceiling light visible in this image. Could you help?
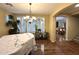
[75,4,79,7]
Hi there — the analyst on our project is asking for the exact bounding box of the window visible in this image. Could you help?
[22,16,27,32]
[5,15,14,22]
[17,16,22,32]
[37,17,45,32]
[17,16,45,33]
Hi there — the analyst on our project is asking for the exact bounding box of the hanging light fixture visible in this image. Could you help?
[29,3,33,24]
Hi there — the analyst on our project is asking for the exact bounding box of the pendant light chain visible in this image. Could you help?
[29,3,32,18]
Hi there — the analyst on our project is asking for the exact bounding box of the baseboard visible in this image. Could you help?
[50,39,56,43]
[65,39,73,41]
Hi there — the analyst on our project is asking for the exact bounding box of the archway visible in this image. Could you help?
[49,4,73,42]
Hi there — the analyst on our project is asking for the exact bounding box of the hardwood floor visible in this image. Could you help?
[31,35,79,55]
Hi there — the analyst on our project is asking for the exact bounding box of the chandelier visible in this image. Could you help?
[26,3,36,24]
[29,3,32,24]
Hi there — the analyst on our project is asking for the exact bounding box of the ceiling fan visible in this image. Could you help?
[5,3,13,7]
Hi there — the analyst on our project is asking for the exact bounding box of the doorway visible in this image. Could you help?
[56,16,67,42]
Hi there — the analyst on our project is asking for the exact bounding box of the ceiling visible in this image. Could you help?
[58,3,79,15]
[0,3,71,15]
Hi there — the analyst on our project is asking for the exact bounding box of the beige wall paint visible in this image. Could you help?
[49,16,56,42]
[0,8,12,36]
[67,15,79,40]
[49,4,72,42]
[45,15,49,32]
